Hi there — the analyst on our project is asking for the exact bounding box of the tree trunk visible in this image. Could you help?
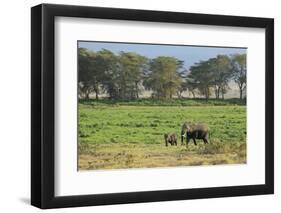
[216,90,218,99]
[94,86,99,100]
[135,82,139,99]
[205,87,209,101]
[85,91,90,100]
[192,91,195,98]
[215,86,220,99]
[238,83,244,100]
[177,91,182,99]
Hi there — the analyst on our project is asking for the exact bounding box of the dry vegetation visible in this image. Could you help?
[79,143,246,170]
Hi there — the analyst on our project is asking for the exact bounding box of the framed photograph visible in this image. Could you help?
[31,3,274,209]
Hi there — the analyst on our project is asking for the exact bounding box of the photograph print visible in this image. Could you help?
[78,41,247,171]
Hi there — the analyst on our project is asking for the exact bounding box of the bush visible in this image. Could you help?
[78,98,246,107]
[197,143,224,155]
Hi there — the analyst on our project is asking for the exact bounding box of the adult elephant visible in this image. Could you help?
[181,122,210,146]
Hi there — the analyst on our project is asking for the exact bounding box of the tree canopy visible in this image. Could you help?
[143,56,182,99]
[78,48,246,100]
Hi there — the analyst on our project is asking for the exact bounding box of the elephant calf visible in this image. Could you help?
[181,122,209,146]
[164,133,177,146]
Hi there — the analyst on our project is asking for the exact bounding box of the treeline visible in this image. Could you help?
[78,48,246,100]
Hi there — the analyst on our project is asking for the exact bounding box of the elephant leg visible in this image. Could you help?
[203,138,208,144]
[193,138,197,145]
[206,133,209,143]
[186,137,190,147]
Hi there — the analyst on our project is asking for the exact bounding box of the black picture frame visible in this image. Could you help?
[31,3,274,209]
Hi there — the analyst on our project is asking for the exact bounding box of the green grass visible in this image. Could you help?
[78,102,246,170]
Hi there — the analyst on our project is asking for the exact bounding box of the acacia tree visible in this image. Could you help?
[231,54,246,99]
[90,49,111,100]
[79,48,148,100]
[177,80,188,98]
[79,48,118,100]
[94,49,119,100]
[176,67,188,98]
[185,77,198,98]
[78,48,97,99]
[117,52,148,100]
[209,55,232,99]
[187,61,214,100]
[144,56,182,99]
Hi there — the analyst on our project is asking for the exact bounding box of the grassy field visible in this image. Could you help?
[78,99,246,170]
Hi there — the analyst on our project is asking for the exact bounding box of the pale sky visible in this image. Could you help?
[79,41,246,70]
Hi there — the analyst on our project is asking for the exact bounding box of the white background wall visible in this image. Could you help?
[0,0,279,212]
